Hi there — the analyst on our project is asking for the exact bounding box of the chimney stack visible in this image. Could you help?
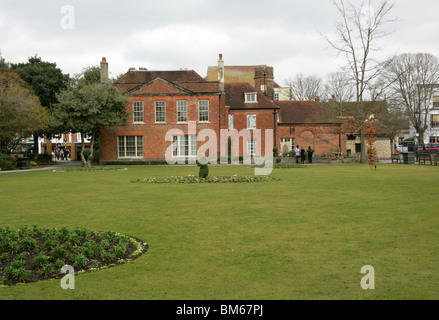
[218,53,225,93]
[100,57,109,84]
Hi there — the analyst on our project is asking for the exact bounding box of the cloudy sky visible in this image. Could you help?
[1,0,438,85]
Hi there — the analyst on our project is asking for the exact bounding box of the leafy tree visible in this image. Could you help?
[52,81,130,166]
[11,55,70,159]
[0,68,49,153]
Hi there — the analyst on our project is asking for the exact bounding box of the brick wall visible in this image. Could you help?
[226,109,276,157]
[277,124,346,156]
[100,94,223,161]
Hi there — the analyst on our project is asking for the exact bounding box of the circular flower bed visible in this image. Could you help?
[0,225,148,286]
[131,175,280,184]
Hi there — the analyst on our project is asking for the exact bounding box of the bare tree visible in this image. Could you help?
[382,52,439,145]
[323,0,395,162]
[284,73,323,101]
[325,70,356,103]
[374,103,410,153]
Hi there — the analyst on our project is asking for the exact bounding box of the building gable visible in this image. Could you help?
[129,78,194,96]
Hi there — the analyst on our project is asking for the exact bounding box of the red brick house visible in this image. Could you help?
[100,56,278,163]
[99,55,357,163]
[99,59,226,163]
[276,100,345,156]
[224,82,279,159]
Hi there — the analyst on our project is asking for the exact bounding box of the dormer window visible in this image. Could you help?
[245,93,257,103]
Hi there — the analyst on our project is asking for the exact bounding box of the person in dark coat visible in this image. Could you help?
[300,147,306,164]
[307,146,314,163]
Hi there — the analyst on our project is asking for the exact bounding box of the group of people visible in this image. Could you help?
[295,145,314,164]
[54,147,71,161]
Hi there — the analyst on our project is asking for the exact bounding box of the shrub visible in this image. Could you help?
[15,252,28,262]
[33,254,49,269]
[90,259,101,268]
[4,260,32,283]
[0,253,9,263]
[112,244,127,259]
[0,154,17,171]
[54,259,65,270]
[51,247,67,260]
[41,264,54,278]
[20,237,38,251]
[1,238,18,253]
[82,240,102,258]
[276,157,282,164]
[73,254,88,269]
[198,164,209,179]
[101,252,113,263]
[4,265,31,282]
[44,238,58,251]
[36,154,52,164]
[100,239,110,250]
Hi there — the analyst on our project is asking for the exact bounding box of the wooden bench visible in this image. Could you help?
[391,154,401,163]
[417,153,433,165]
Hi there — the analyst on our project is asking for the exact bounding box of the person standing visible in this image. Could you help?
[295,145,300,164]
[300,147,306,164]
[307,146,314,164]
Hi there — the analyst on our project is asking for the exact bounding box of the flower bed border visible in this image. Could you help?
[131,175,280,184]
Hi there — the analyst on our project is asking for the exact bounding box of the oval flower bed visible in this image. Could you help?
[0,225,148,286]
[131,175,280,184]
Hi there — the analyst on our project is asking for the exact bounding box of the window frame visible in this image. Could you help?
[172,135,197,158]
[247,114,257,130]
[244,93,258,103]
[228,114,234,130]
[177,100,188,123]
[155,100,166,123]
[247,140,257,156]
[118,136,143,159]
[198,100,210,122]
[133,101,144,124]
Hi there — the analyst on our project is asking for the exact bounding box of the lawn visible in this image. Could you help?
[0,163,438,300]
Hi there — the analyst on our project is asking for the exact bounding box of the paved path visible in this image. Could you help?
[0,160,83,174]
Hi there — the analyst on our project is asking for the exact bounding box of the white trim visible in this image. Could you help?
[198,100,210,122]
[133,101,144,124]
[247,114,257,130]
[244,93,258,103]
[118,136,144,159]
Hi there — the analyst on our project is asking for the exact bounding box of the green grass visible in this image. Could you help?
[1,164,439,299]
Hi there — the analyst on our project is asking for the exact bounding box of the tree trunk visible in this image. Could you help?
[31,132,39,161]
[86,133,95,167]
[360,130,367,163]
[80,133,87,167]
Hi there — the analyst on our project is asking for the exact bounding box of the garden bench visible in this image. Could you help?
[391,154,401,163]
[417,153,433,165]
